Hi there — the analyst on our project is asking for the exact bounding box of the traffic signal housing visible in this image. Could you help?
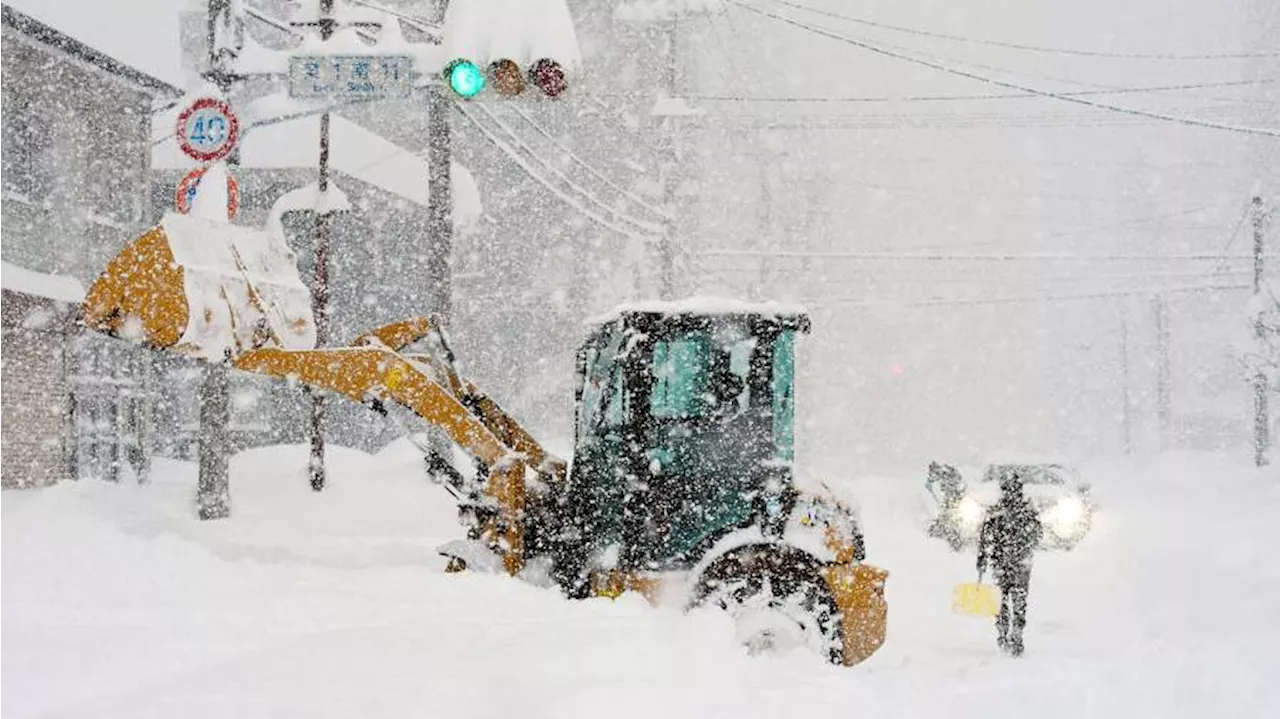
[443,57,569,100]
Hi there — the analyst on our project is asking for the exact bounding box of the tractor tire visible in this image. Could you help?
[690,547,844,665]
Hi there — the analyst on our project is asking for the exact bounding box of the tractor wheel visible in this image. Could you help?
[691,548,843,664]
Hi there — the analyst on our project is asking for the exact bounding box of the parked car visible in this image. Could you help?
[924,459,1094,551]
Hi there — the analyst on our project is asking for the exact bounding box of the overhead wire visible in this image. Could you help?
[814,282,1259,309]
[452,100,659,245]
[762,0,1279,60]
[602,78,1276,104]
[727,0,1280,137]
[472,103,663,235]
[503,104,672,221]
[701,249,1255,262]
[1211,199,1257,273]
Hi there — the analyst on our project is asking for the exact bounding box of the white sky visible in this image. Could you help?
[5,0,189,87]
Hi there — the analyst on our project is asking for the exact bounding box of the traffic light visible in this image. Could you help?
[442,57,569,99]
[445,59,486,98]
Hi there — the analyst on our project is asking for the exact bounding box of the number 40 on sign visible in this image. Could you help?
[175,97,239,162]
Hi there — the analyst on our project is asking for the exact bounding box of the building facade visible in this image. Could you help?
[1,4,181,489]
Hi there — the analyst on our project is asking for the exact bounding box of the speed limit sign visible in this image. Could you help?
[175,98,239,162]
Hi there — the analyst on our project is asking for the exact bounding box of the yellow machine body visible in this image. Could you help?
[80,215,887,665]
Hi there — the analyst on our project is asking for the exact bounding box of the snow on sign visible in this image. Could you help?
[175,166,240,219]
[288,56,414,100]
[175,98,239,162]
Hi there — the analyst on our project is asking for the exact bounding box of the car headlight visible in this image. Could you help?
[1048,497,1084,528]
[956,497,984,524]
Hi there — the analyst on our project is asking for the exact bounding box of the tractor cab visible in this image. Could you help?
[564,303,811,574]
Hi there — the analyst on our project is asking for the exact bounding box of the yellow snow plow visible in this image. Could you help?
[81,213,888,665]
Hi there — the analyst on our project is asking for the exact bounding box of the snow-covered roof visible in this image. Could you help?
[153,109,482,227]
[441,0,582,75]
[589,297,810,325]
[0,261,86,303]
[2,0,184,90]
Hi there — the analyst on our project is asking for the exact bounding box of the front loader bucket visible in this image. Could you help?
[83,212,315,360]
[81,215,551,577]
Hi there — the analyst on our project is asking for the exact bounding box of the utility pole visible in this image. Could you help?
[426,80,453,324]
[1252,195,1270,467]
[196,0,240,520]
[657,16,679,300]
[1154,293,1171,450]
[307,0,336,492]
[1119,300,1133,456]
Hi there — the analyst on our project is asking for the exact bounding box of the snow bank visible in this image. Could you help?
[0,260,85,303]
[4,450,1279,718]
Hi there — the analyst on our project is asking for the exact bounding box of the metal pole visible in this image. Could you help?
[426,82,453,324]
[1119,300,1133,456]
[1253,195,1270,467]
[197,0,237,520]
[1154,293,1171,450]
[309,0,336,491]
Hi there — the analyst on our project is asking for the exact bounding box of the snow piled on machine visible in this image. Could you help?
[5,449,1279,718]
[587,296,809,325]
[161,211,316,359]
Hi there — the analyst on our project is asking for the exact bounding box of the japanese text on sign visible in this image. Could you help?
[288,56,414,99]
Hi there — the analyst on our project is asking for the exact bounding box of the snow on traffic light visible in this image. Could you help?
[440,0,581,100]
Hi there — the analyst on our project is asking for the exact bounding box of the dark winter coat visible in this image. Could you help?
[977,493,1043,586]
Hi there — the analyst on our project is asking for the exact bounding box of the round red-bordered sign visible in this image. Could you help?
[175,166,240,219]
[175,98,240,162]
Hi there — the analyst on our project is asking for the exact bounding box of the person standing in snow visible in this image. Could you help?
[976,470,1044,656]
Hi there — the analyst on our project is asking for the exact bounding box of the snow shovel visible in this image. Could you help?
[951,581,999,617]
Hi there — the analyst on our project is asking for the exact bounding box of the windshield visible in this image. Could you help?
[650,325,755,421]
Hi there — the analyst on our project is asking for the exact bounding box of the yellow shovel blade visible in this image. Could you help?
[952,582,1000,617]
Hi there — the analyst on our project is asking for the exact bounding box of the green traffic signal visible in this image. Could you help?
[445,59,485,98]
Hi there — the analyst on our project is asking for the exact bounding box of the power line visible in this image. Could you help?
[1212,199,1257,273]
[472,103,663,235]
[453,101,658,245]
[815,282,1257,309]
[728,1,1280,138]
[589,78,1275,104]
[701,249,1256,262]
[503,104,672,221]
[762,0,1279,60]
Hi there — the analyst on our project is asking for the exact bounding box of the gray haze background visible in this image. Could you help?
[7,0,1277,474]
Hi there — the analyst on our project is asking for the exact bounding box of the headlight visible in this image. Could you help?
[956,497,984,524]
[1048,497,1084,527]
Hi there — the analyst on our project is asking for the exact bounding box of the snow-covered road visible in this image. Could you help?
[4,445,1278,719]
